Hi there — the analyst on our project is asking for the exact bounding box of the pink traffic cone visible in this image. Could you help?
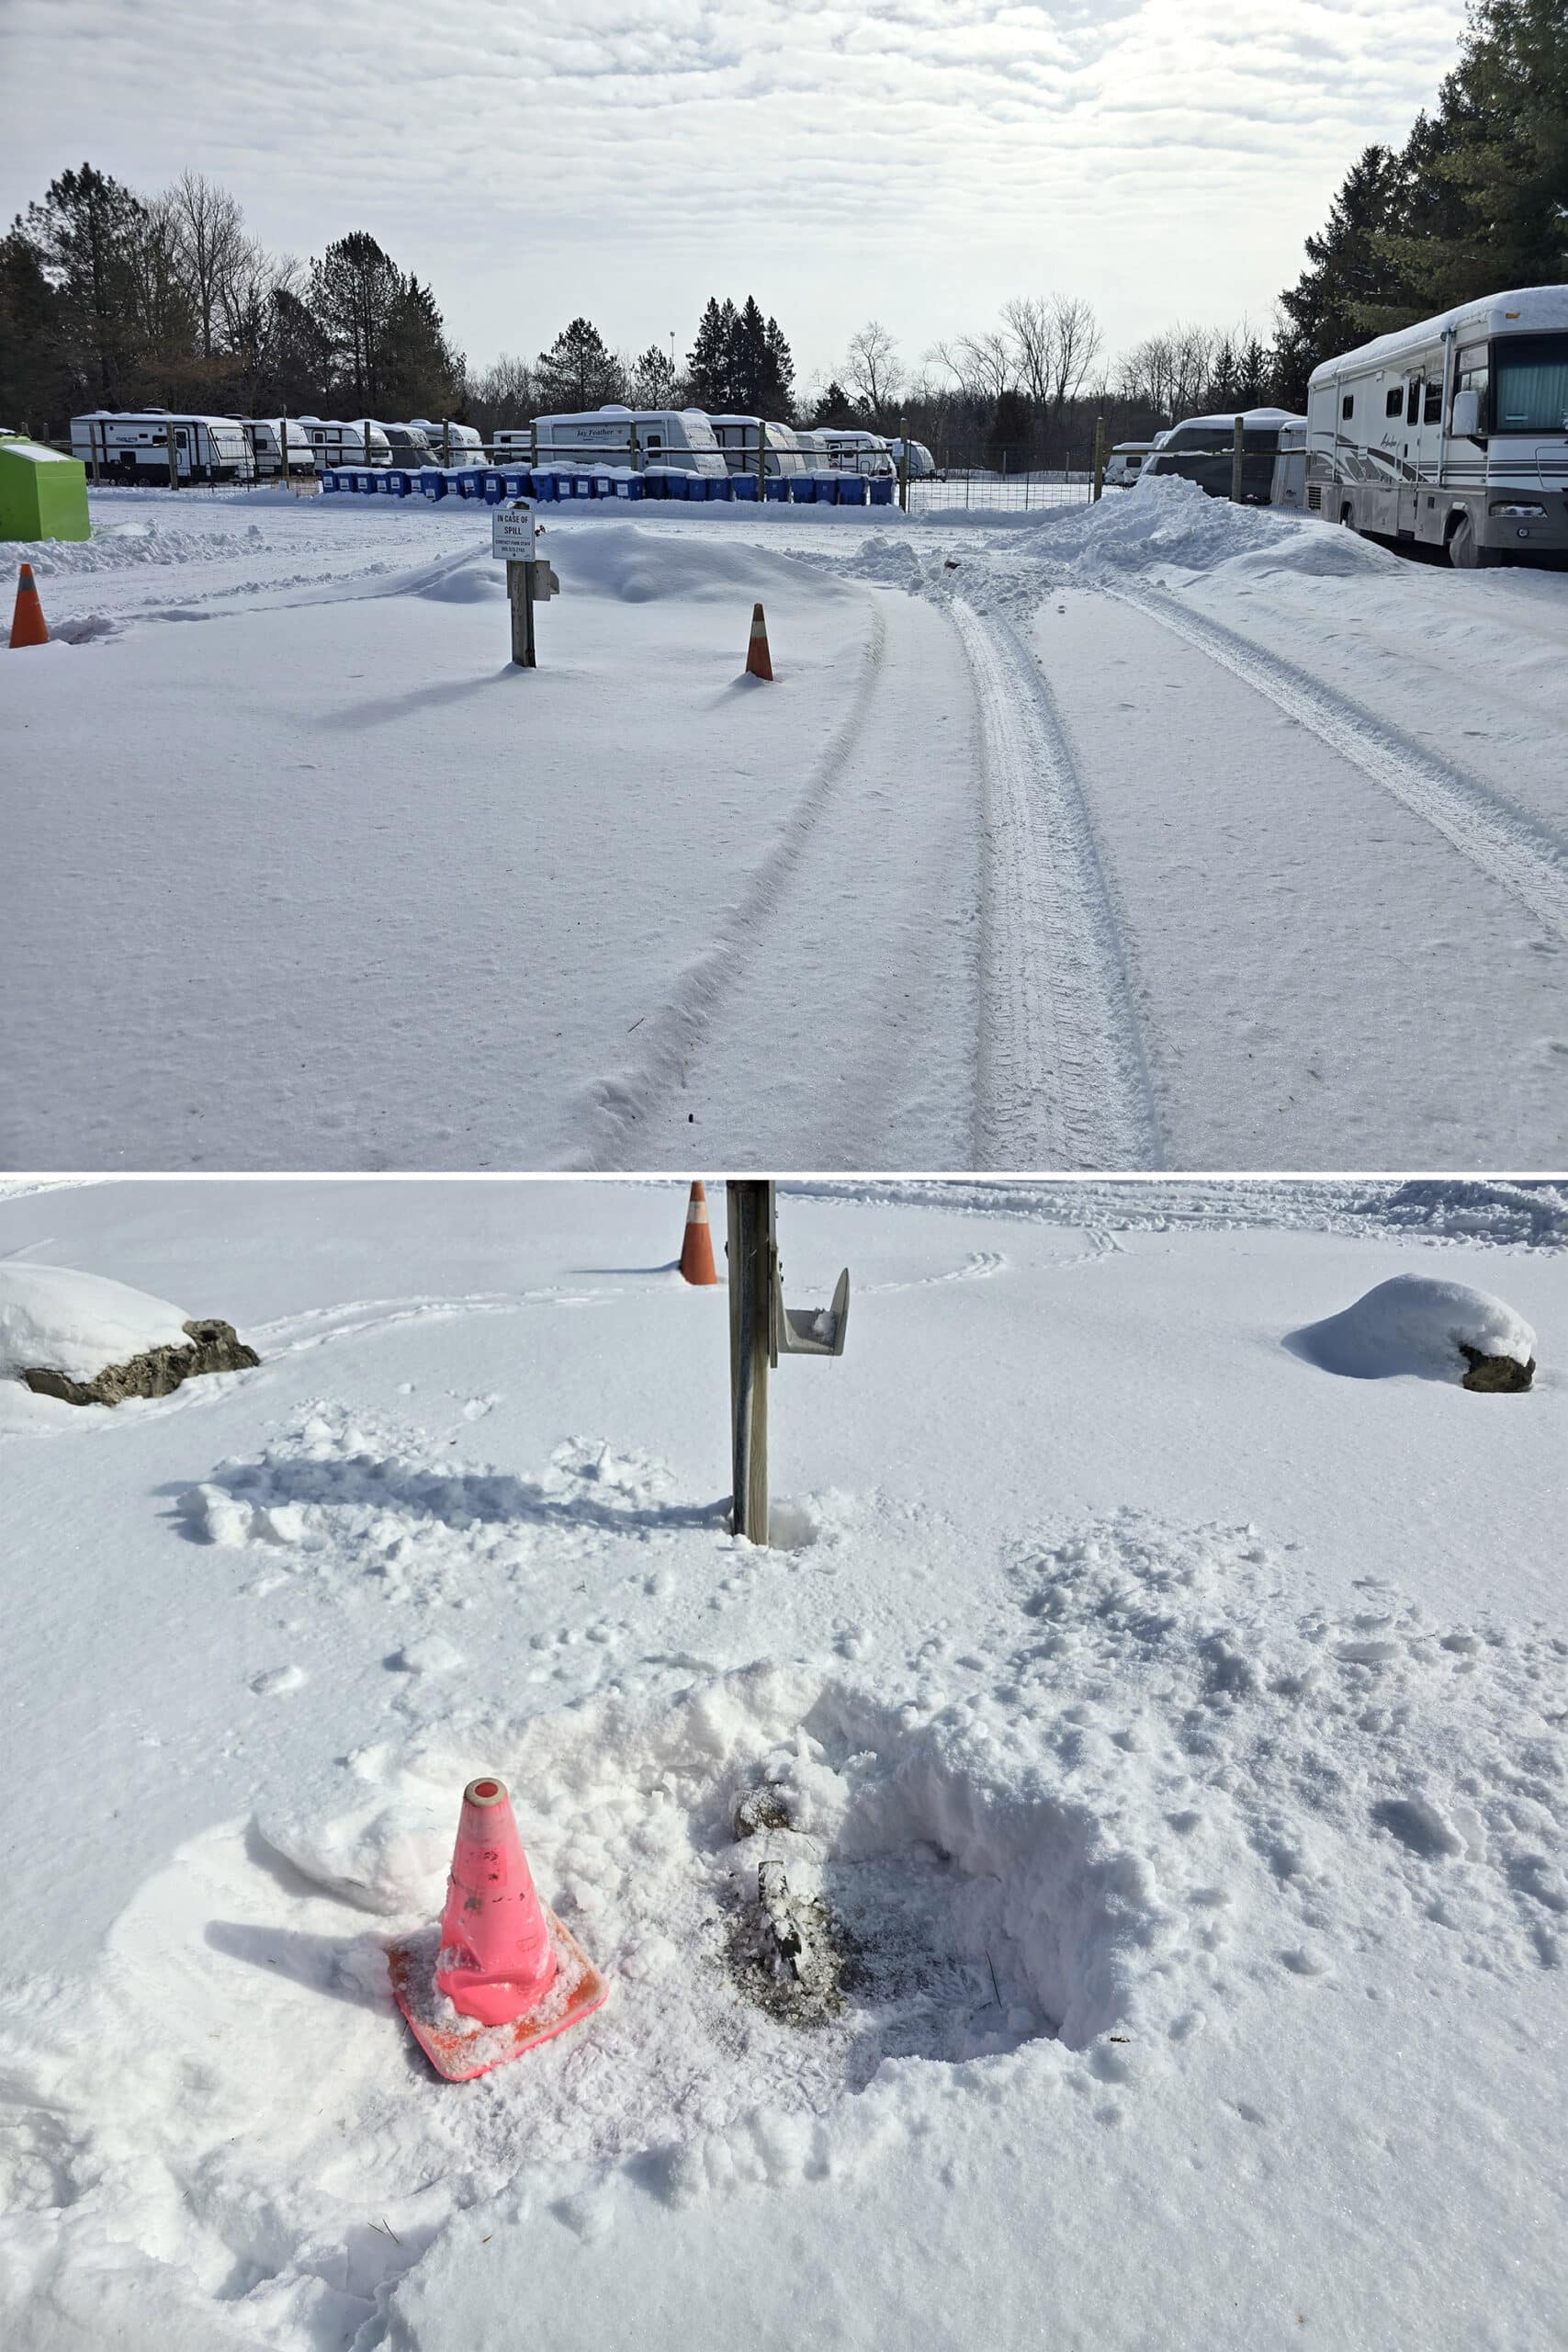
[389,1775,610,2083]
[435,1775,556,2025]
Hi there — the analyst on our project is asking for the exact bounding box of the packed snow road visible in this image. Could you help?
[0,1177,1564,2350]
[5,483,1567,1170]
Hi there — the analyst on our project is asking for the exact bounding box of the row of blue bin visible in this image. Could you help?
[320,464,895,508]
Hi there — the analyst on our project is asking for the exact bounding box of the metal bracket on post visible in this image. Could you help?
[728,1182,851,1545]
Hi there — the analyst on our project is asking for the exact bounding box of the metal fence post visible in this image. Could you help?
[897,413,908,513]
[728,1181,772,1544]
[91,419,102,483]
[1092,416,1106,503]
[1231,413,1245,504]
[756,418,766,503]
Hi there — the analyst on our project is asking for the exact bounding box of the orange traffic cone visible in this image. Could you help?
[389,1776,609,2082]
[680,1180,719,1284]
[745,601,773,681]
[9,563,49,650]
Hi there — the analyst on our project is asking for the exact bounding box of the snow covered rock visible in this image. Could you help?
[0,1264,258,1407]
[1288,1273,1536,1390]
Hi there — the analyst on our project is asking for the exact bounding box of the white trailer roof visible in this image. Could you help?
[1308,286,1568,388]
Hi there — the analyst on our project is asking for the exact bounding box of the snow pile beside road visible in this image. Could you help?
[554,522,852,605]
[0,1263,192,1384]
[24,516,276,577]
[1288,1272,1537,1383]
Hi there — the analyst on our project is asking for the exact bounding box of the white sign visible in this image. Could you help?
[491,502,536,561]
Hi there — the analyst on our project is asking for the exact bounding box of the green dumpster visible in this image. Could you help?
[0,435,91,542]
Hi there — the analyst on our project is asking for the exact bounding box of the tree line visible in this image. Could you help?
[3,0,1561,462]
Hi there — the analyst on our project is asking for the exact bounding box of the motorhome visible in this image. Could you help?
[708,416,809,479]
[70,411,255,484]
[818,428,896,478]
[298,417,392,467]
[1140,408,1306,505]
[408,418,484,466]
[531,407,728,477]
[242,419,318,480]
[1306,284,1568,567]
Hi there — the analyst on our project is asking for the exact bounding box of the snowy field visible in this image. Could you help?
[6,482,1568,1171]
[1,1175,1564,2349]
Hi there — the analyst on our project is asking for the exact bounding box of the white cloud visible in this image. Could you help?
[0,0,1471,384]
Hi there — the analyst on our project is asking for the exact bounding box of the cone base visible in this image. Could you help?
[389,1908,609,2082]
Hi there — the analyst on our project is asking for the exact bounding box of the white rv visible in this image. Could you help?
[70,410,255,484]
[531,406,728,477]
[243,419,318,480]
[1103,440,1156,490]
[298,417,392,467]
[886,435,937,479]
[1140,408,1306,505]
[818,428,896,478]
[408,418,484,466]
[1307,284,1568,567]
[708,416,809,479]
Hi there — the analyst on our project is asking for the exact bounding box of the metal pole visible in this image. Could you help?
[727,1180,772,1545]
[167,419,178,491]
[897,413,908,513]
[1092,415,1106,503]
[91,419,102,484]
[1230,413,1245,504]
[756,418,766,503]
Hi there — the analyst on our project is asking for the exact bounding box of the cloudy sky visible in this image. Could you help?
[2,0,1470,390]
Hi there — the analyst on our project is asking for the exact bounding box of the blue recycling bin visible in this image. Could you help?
[321,469,340,494]
[764,475,792,503]
[705,474,734,501]
[531,470,558,502]
[609,475,646,501]
[417,468,447,501]
[501,469,532,497]
[869,477,895,506]
[837,474,869,507]
[454,468,484,499]
[807,473,837,505]
[732,473,759,500]
[479,469,507,503]
[380,468,411,496]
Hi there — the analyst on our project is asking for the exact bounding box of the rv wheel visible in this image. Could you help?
[1447,512,1500,571]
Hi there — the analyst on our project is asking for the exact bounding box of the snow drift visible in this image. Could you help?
[1286,1272,1537,1385]
[0,1263,192,1384]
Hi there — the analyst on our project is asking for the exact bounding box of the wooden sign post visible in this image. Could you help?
[1230,414,1246,504]
[1092,415,1106,503]
[492,501,558,668]
[726,1182,851,1546]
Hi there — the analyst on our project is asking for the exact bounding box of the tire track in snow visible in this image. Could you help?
[572,596,889,1169]
[953,600,1160,1170]
[1114,582,1568,945]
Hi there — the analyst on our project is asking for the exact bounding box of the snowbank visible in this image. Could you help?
[553,521,853,605]
[1287,1272,1537,1384]
[0,1263,192,1384]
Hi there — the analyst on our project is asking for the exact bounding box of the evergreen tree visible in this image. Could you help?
[810,379,853,425]
[381,275,463,416]
[761,315,795,418]
[1275,145,1401,401]
[535,316,624,411]
[307,232,405,410]
[0,229,69,430]
[17,163,150,407]
[687,297,739,408]
[986,387,1032,470]
[628,343,677,407]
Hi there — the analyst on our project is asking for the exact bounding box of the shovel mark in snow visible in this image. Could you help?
[1115,584,1568,947]
[953,601,1159,1170]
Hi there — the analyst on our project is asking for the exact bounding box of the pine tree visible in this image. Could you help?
[761,316,795,419]
[810,379,853,425]
[628,344,677,408]
[18,163,151,407]
[687,297,739,408]
[308,232,404,410]
[535,317,625,411]
[381,275,463,416]
[0,228,69,430]
[1275,146,1401,401]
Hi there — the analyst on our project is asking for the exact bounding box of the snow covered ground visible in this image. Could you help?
[6,481,1568,1170]
[1,1175,1564,2349]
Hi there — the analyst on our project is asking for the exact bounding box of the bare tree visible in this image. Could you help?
[954,329,1014,405]
[1001,297,1054,408]
[1045,294,1102,411]
[844,318,901,413]
[466,349,537,431]
[167,170,246,361]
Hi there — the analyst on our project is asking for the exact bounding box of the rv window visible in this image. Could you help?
[1341,394,1354,420]
[1424,380,1442,424]
[1384,387,1403,418]
[1405,380,1421,426]
[1492,333,1568,435]
[647,435,662,448]
[1453,345,1491,425]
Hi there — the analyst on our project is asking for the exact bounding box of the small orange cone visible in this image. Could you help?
[680,1180,719,1284]
[745,601,773,681]
[9,563,49,650]
[389,1776,609,2083]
